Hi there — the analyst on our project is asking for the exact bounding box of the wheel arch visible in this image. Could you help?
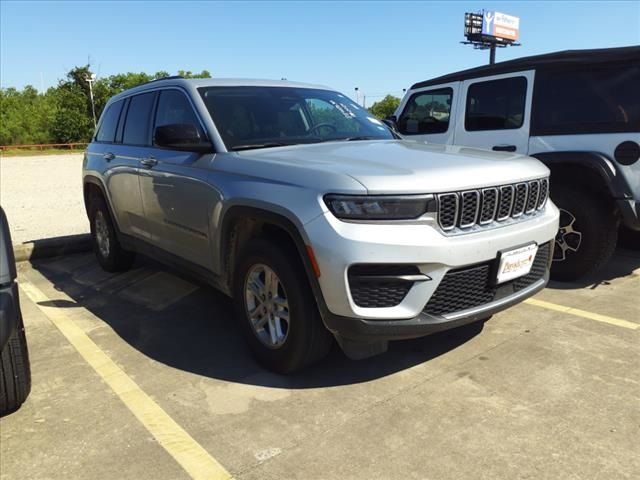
[83,175,121,232]
[219,205,326,312]
[531,151,633,199]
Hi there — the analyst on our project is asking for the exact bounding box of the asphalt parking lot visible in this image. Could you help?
[1,247,639,480]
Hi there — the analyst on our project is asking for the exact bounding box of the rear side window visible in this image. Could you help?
[95,100,123,143]
[532,66,640,135]
[153,90,204,141]
[122,92,156,146]
[398,88,453,135]
[465,77,527,131]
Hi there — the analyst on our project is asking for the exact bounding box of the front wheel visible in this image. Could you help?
[550,185,618,281]
[233,238,333,373]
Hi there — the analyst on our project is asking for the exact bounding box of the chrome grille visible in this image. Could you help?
[460,191,480,227]
[512,183,528,217]
[479,188,498,224]
[437,193,459,230]
[497,186,514,220]
[526,180,540,213]
[436,178,549,232]
[537,178,549,209]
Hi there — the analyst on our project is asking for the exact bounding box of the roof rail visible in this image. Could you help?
[136,75,185,88]
[151,75,185,82]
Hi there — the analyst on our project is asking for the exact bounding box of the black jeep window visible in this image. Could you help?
[465,77,527,131]
[122,92,156,146]
[532,66,640,136]
[95,99,123,143]
[398,88,453,135]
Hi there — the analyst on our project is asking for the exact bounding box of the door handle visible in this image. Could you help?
[103,152,115,161]
[492,145,517,152]
[140,156,158,167]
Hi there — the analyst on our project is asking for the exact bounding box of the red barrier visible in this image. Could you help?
[0,143,89,151]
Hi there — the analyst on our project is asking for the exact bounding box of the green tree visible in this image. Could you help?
[0,66,214,146]
[50,83,93,143]
[368,95,401,119]
[178,69,212,79]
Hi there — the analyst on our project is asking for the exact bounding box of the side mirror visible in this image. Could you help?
[382,115,398,129]
[154,124,212,153]
[382,115,400,136]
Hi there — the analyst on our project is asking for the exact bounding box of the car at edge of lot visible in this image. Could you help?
[0,206,31,415]
[82,77,559,373]
[390,46,640,281]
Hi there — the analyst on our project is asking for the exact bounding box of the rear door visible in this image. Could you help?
[454,71,534,154]
[90,96,148,239]
[395,83,458,144]
[106,91,158,241]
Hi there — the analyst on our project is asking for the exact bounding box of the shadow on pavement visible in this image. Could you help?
[29,252,484,389]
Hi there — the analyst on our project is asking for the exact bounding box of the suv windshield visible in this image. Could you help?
[199,86,394,150]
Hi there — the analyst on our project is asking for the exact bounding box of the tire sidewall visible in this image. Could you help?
[550,186,617,280]
[233,239,315,373]
[89,198,118,271]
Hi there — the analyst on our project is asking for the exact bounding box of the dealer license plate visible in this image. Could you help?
[496,243,538,284]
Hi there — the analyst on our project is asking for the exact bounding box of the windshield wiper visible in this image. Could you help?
[230,142,289,151]
[338,136,379,142]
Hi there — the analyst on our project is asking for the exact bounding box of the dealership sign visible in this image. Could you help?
[482,11,520,41]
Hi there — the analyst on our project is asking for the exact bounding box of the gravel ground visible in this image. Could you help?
[0,153,88,244]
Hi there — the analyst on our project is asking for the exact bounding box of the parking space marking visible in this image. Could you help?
[524,298,639,330]
[20,280,233,480]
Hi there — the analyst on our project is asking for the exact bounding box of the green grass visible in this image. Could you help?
[0,147,86,157]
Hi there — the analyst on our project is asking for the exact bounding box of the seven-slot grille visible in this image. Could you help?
[437,178,549,231]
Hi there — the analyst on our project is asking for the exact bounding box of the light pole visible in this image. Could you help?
[86,73,97,128]
[354,87,359,106]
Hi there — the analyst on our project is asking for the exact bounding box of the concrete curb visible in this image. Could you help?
[14,233,92,263]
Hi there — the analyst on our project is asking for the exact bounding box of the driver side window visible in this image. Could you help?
[398,88,453,135]
[305,98,360,134]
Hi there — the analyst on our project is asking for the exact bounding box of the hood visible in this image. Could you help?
[237,140,549,194]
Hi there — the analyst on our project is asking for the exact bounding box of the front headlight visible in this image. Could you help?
[324,194,435,220]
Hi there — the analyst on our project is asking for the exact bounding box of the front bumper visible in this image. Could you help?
[305,202,559,321]
[323,271,548,342]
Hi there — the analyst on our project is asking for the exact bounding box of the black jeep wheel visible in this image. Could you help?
[550,185,618,281]
[89,195,135,272]
[233,237,333,374]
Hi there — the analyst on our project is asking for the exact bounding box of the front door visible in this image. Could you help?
[453,70,534,154]
[138,88,219,270]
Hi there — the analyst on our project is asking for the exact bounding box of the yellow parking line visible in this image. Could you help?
[524,298,639,330]
[20,280,233,480]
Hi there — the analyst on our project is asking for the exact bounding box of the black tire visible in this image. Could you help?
[89,195,135,272]
[0,314,31,416]
[233,237,333,374]
[550,185,618,281]
[618,226,640,250]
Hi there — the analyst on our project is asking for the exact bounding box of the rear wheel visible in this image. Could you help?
[89,195,135,272]
[0,314,31,416]
[550,185,618,281]
[233,237,333,373]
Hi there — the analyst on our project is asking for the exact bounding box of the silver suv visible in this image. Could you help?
[83,78,559,373]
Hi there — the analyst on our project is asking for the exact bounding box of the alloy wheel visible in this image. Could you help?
[244,264,290,348]
[94,211,111,259]
[554,208,583,262]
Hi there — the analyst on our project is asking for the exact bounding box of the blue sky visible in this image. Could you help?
[1,1,639,102]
